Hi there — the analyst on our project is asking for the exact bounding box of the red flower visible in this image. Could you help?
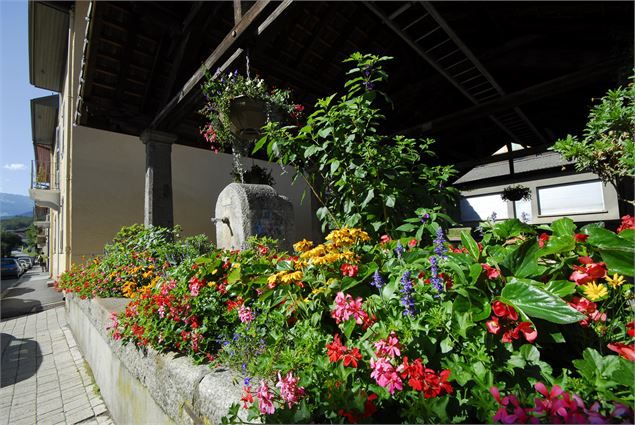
[538,233,550,248]
[482,263,500,280]
[627,321,635,338]
[569,258,607,285]
[326,334,347,363]
[408,239,418,248]
[380,234,392,244]
[241,385,254,409]
[256,244,269,256]
[617,215,635,233]
[362,393,378,419]
[607,342,635,361]
[341,263,359,277]
[294,104,305,112]
[492,301,518,321]
[342,348,363,368]
[512,321,538,343]
[574,233,589,243]
[486,316,501,334]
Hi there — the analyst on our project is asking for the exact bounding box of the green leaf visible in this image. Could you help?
[468,263,483,284]
[385,195,396,208]
[550,217,577,237]
[583,227,635,276]
[493,219,533,239]
[440,337,454,353]
[460,231,480,261]
[252,135,268,154]
[343,319,356,339]
[330,159,341,174]
[502,240,546,278]
[304,145,321,157]
[226,267,241,284]
[539,235,576,256]
[544,280,577,297]
[361,188,374,208]
[501,278,586,324]
[317,127,332,138]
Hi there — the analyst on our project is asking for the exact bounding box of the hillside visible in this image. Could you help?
[0,193,33,217]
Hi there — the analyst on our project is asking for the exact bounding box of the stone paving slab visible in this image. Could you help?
[1,306,115,424]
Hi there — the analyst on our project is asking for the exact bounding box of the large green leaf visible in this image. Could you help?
[501,240,546,278]
[550,217,577,237]
[583,227,635,276]
[501,278,586,324]
[544,280,577,297]
[493,219,534,240]
[460,231,480,261]
[538,235,576,256]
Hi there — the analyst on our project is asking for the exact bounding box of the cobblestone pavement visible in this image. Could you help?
[1,306,114,425]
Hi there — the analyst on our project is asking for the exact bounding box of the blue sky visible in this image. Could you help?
[1,0,53,196]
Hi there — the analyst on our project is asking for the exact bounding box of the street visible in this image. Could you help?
[1,269,63,320]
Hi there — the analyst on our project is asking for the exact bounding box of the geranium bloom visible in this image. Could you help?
[370,356,403,394]
[238,305,255,323]
[616,215,635,233]
[380,234,391,244]
[581,281,609,301]
[256,381,275,415]
[482,263,500,279]
[492,301,519,321]
[538,233,550,248]
[326,334,347,363]
[276,371,305,408]
[374,332,401,358]
[607,342,635,361]
[188,276,204,297]
[331,292,368,325]
[342,348,363,368]
[256,244,269,256]
[340,263,359,277]
[240,385,253,409]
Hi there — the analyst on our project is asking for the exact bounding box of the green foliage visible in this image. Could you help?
[552,73,635,200]
[0,215,33,231]
[231,163,276,186]
[1,231,22,257]
[256,53,457,236]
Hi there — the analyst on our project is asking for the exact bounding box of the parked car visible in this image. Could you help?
[1,258,22,279]
[17,258,30,271]
[15,256,33,270]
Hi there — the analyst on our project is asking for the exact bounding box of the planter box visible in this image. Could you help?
[65,293,250,425]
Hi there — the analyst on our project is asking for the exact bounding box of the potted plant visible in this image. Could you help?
[200,70,302,150]
[501,184,531,202]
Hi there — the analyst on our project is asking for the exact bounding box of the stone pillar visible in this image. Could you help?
[140,130,177,228]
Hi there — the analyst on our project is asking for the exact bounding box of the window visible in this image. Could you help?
[460,194,509,222]
[537,181,605,216]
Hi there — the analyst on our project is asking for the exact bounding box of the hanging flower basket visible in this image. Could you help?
[229,95,283,141]
[501,184,532,202]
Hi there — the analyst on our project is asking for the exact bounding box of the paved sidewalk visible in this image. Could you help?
[1,306,113,425]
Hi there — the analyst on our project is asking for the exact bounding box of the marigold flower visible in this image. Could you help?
[606,273,626,288]
[581,281,609,301]
[293,239,313,253]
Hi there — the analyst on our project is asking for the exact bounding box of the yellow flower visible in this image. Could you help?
[211,268,218,275]
[294,239,314,253]
[294,260,307,271]
[300,245,327,259]
[581,281,609,301]
[280,271,303,284]
[325,228,370,248]
[142,270,153,279]
[267,274,278,286]
[312,253,341,265]
[606,273,626,289]
[207,281,216,288]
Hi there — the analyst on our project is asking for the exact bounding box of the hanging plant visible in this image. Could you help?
[200,70,303,153]
[501,184,532,202]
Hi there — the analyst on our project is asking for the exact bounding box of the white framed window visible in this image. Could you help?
[460,194,509,222]
[537,180,605,216]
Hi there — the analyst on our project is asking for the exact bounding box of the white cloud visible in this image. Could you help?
[3,163,26,171]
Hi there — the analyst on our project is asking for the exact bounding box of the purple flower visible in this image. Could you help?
[400,271,416,316]
[429,256,443,294]
[395,241,404,259]
[364,81,375,90]
[421,213,430,223]
[433,227,447,258]
[371,270,384,290]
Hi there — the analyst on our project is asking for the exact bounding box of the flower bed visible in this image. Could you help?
[57,214,635,423]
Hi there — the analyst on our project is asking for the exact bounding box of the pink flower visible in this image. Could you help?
[374,332,401,358]
[189,276,204,296]
[568,297,605,327]
[486,316,501,334]
[380,235,391,244]
[616,215,635,233]
[275,371,305,408]
[238,305,255,323]
[256,381,275,415]
[607,342,635,361]
[370,356,403,395]
[408,239,418,248]
[191,332,203,352]
[569,258,607,285]
[538,233,550,248]
[331,292,368,325]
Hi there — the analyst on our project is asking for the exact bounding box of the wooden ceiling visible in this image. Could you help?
[76,1,634,169]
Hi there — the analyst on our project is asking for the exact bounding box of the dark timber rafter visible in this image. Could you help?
[364,0,549,174]
[149,0,294,132]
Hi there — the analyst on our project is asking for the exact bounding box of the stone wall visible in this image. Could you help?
[65,294,250,425]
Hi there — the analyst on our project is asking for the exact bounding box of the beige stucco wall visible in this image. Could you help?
[172,145,314,242]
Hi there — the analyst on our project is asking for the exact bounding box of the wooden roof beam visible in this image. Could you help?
[149,0,294,132]
[398,57,625,136]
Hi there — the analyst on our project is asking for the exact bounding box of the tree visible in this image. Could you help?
[552,74,634,206]
[1,231,23,257]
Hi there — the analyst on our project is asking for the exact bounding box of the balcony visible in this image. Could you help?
[33,205,50,228]
[29,159,60,210]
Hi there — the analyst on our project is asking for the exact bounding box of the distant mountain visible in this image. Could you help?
[0,193,33,218]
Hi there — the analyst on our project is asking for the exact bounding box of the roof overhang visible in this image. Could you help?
[29,1,70,92]
[31,95,59,147]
